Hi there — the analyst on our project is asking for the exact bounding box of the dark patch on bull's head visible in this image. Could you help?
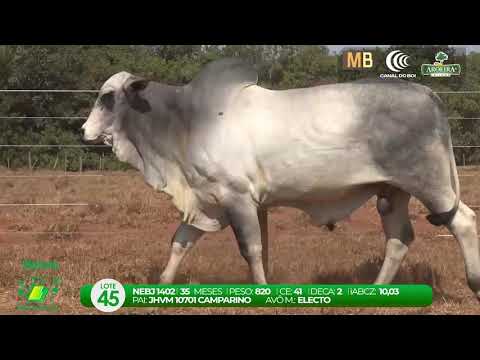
[123,76,152,113]
[98,91,115,111]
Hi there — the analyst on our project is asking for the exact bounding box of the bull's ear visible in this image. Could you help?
[122,76,151,113]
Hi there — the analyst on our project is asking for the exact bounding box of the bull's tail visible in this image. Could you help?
[426,130,460,226]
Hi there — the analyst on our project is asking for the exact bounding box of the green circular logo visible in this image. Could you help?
[91,279,125,313]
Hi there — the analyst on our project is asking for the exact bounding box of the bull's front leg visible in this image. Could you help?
[227,202,268,284]
[160,222,204,284]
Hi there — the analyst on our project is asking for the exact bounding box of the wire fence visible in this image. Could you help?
[1,88,480,150]
[1,88,480,168]
[1,89,480,93]
[0,89,99,93]
[0,116,87,120]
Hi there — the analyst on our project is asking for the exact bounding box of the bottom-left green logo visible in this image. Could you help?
[16,260,62,312]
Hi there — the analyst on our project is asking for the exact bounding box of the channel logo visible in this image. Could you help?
[386,50,410,72]
[380,50,416,79]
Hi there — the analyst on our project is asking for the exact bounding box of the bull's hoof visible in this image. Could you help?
[467,278,480,302]
[467,281,480,302]
[472,288,480,303]
[326,223,336,231]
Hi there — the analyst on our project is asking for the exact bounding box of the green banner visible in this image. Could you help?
[81,284,432,309]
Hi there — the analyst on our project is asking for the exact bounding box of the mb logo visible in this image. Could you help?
[342,51,373,70]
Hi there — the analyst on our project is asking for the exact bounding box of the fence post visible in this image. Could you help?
[463,153,466,167]
[7,157,10,169]
[101,152,104,171]
[64,153,67,173]
[79,155,83,173]
[53,153,59,170]
[28,150,32,171]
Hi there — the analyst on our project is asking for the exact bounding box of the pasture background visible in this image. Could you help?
[1,45,480,170]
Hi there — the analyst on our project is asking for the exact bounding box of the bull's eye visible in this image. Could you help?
[99,92,115,111]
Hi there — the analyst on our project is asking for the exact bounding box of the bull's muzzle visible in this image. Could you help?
[80,124,112,146]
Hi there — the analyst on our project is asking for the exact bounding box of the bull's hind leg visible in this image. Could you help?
[410,183,480,299]
[374,188,414,284]
[159,223,204,284]
[446,201,480,300]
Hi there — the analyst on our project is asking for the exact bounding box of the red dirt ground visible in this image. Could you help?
[1,168,479,315]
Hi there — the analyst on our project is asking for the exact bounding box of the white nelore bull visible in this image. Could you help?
[82,58,480,300]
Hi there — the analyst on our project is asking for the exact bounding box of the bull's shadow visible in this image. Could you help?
[313,256,437,285]
[145,257,461,303]
[147,266,162,283]
[312,256,459,302]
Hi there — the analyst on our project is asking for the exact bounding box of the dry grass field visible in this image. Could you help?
[1,167,480,315]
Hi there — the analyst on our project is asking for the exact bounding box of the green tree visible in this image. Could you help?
[2,45,480,169]
[435,51,449,63]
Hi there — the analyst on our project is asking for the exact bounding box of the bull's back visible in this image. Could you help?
[219,81,447,201]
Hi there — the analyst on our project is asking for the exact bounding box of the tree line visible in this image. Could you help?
[0,45,479,170]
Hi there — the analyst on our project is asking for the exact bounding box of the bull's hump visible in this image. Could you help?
[187,58,259,121]
[103,71,132,89]
[190,58,258,89]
